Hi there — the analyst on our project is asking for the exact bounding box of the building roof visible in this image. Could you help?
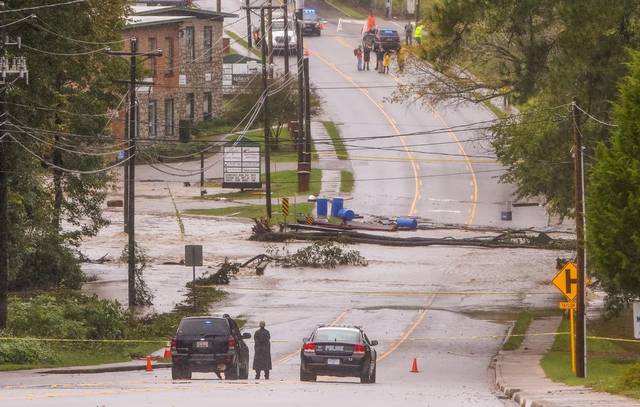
[125,14,195,29]
[130,5,173,14]
[132,5,237,19]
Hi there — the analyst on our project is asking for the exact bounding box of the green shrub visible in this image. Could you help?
[8,293,127,340]
[622,363,640,389]
[0,340,58,364]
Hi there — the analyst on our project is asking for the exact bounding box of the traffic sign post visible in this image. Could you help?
[634,302,640,340]
[185,245,203,310]
[553,261,579,375]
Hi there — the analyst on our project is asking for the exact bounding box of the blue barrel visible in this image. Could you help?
[337,208,355,221]
[396,217,418,229]
[316,198,328,218]
[331,197,344,217]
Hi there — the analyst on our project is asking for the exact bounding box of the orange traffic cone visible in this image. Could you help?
[410,357,419,373]
[163,346,171,360]
[146,355,153,372]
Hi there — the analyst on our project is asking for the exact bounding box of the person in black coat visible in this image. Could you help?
[253,321,272,379]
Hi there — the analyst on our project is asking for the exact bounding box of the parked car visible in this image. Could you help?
[271,18,298,54]
[372,28,401,52]
[171,315,251,380]
[300,325,378,383]
[302,8,322,36]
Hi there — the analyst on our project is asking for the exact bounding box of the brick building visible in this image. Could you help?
[113,5,235,141]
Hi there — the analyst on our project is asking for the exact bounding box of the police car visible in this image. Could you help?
[302,8,323,36]
[300,325,378,383]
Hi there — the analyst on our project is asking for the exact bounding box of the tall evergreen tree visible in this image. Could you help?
[588,51,640,312]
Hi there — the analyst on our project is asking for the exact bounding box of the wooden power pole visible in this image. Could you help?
[571,99,587,378]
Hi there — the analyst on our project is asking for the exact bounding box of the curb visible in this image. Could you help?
[41,363,172,375]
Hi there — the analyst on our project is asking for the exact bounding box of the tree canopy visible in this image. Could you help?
[4,0,129,290]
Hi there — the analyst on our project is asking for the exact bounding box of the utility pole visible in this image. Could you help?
[123,111,129,232]
[267,0,274,75]
[283,0,290,75]
[415,0,421,24]
[0,1,7,331]
[0,2,28,329]
[295,4,308,192]
[246,0,252,48]
[127,38,138,308]
[303,56,312,176]
[216,0,221,12]
[571,99,587,378]
[107,40,160,308]
[261,7,273,219]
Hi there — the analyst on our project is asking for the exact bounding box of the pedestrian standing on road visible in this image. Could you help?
[414,23,424,45]
[404,22,413,45]
[253,321,272,380]
[363,44,371,71]
[385,0,390,18]
[366,10,376,33]
[354,46,363,71]
[397,46,406,73]
[383,51,391,74]
[377,46,385,73]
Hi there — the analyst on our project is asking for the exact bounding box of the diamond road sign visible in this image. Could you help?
[552,261,578,301]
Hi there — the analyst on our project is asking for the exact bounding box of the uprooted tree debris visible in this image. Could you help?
[267,241,368,268]
[192,241,368,286]
[251,223,574,250]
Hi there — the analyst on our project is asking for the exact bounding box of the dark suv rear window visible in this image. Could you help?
[178,318,230,336]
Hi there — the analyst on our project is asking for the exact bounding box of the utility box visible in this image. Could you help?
[184,245,203,267]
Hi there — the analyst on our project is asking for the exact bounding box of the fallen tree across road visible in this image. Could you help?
[253,224,574,250]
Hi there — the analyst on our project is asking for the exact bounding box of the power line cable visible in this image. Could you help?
[0,0,87,14]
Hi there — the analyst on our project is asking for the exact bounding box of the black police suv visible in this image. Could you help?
[375,28,401,52]
[171,315,251,380]
[300,325,378,383]
[302,8,322,36]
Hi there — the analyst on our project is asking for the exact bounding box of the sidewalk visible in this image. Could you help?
[495,317,639,407]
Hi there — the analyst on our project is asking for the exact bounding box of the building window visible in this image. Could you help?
[203,92,212,120]
[203,26,213,63]
[165,37,174,76]
[185,27,195,62]
[148,37,157,77]
[148,100,157,138]
[186,93,195,121]
[164,98,174,137]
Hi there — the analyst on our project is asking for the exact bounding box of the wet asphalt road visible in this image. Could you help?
[0,2,563,406]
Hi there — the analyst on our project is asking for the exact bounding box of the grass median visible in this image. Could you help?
[201,169,321,200]
[322,121,348,160]
[185,202,315,223]
[502,310,533,350]
[541,309,640,399]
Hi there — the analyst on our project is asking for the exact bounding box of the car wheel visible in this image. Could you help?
[183,366,192,380]
[299,366,316,382]
[226,362,240,380]
[370,365,376,384]
[171,364,181,380]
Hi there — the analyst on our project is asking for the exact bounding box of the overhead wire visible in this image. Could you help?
[0,0,87,14]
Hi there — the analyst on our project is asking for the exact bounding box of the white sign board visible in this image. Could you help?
[634,302,640,339]
[222,144,261,189]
